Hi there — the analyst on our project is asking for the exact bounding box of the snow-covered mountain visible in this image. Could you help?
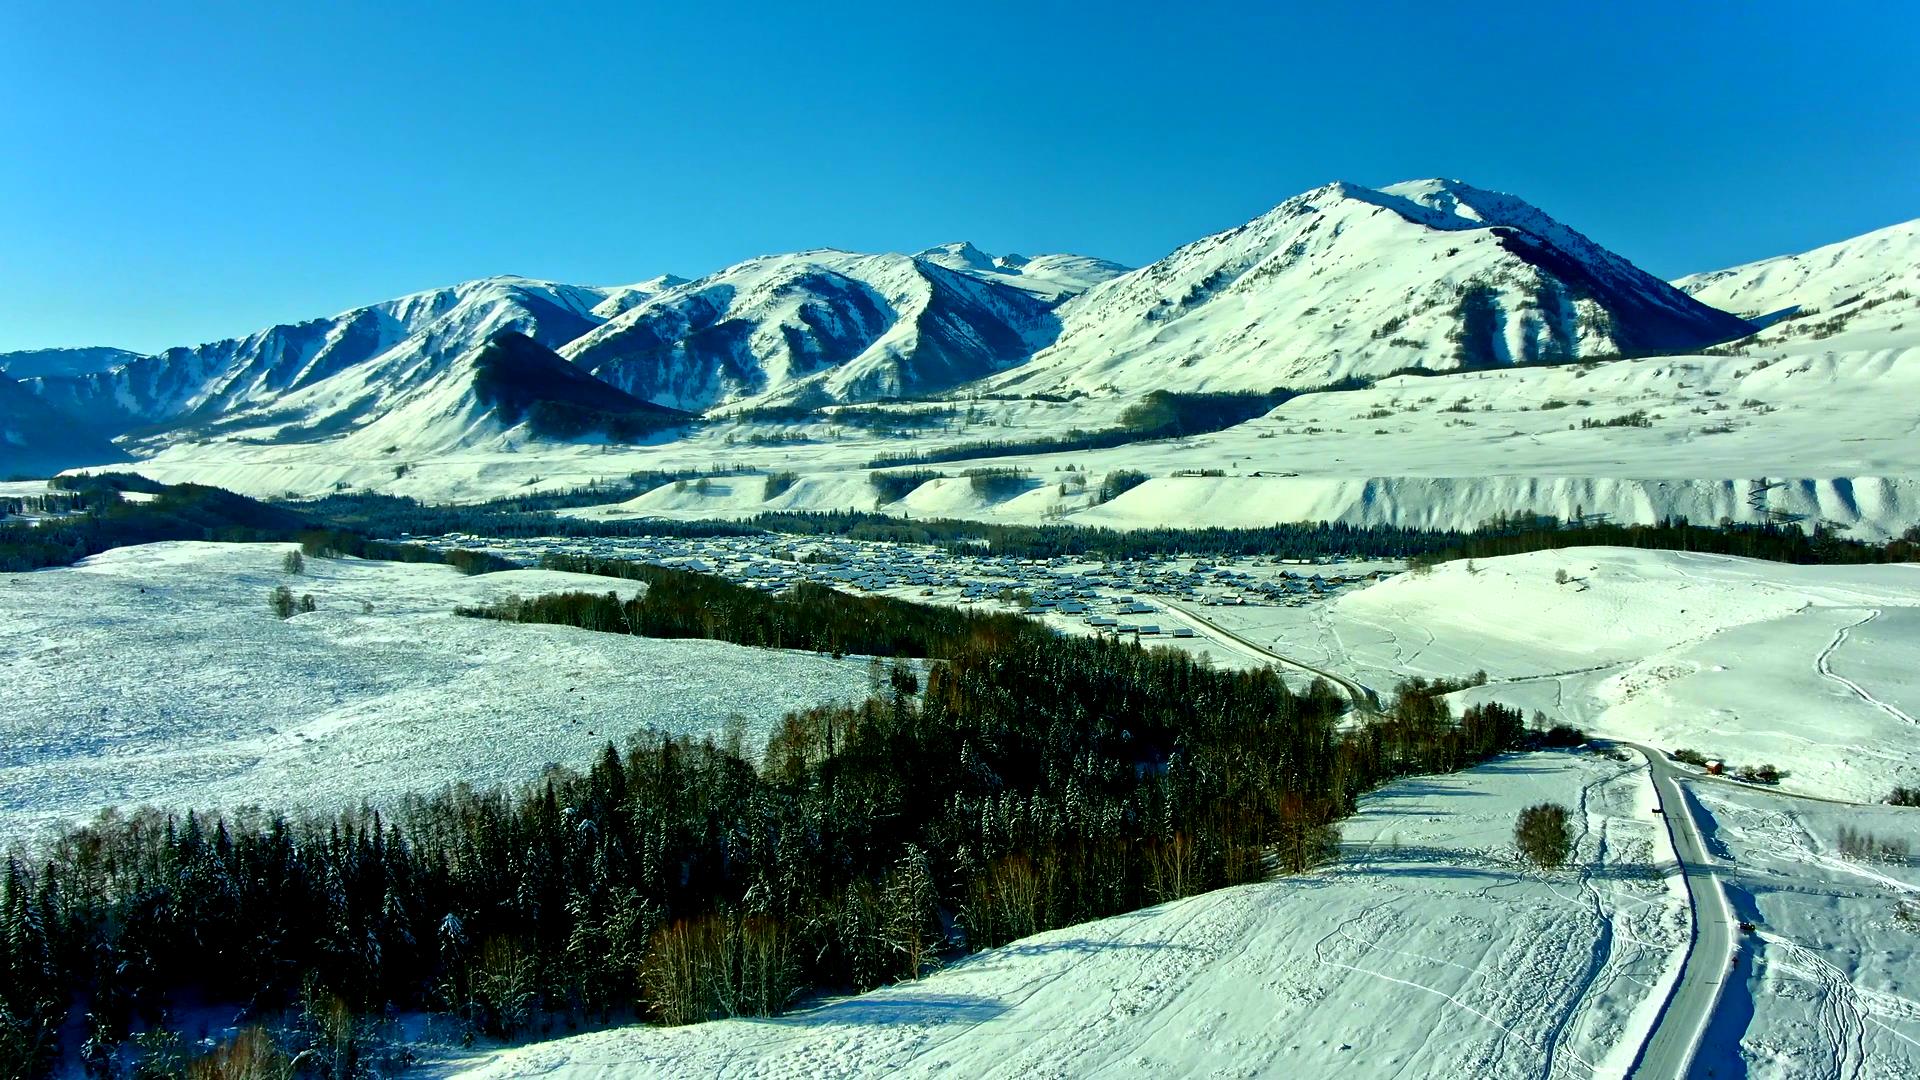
[989,178,1754,395]
[22,276,618,449]
[0,346,145,380]
[1674,217,1920,349]
[0,371,128,476]
[915,242,1130,301]
[589,274,691,320]
[561,250,1066,410]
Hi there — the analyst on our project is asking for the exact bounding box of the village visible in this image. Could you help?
[412,530,1403,659]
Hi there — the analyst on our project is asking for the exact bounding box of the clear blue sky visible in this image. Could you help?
[3,0,1915,353]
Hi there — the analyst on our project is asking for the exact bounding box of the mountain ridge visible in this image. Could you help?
[17,179,1908,484]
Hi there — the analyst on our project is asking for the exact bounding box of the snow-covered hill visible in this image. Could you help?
[561,250,1067,410]
[990,178,1754,395]
[136,327,692,469]
[1199,547,1920,802]
[1675,217,1920,350]
[0,541,873,848]
[446,751,1690,1079]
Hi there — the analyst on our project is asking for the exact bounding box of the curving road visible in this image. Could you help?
[1622,745,1738,1079]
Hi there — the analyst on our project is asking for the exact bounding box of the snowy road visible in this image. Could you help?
[1628,746,1736,1079]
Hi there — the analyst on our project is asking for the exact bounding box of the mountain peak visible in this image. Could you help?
[917,241,998,272]
[989,175,1752,395]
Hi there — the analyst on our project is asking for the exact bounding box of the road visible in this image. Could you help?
[1161,599,1382,713]
[1626,744,1738,1080]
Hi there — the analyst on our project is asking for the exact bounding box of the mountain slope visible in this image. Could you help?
[177,325,686,460]
[0,346,145,379]
[471,332,690,440]
[1674,217,1920,349]
[20,277,616,442]
[915,242,1130,301]
[989,178,1754,395]
[561,250,1063,410]
[0,371,128,476]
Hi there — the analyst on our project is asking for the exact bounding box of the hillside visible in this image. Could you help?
[471,331,691,440]
[446,752,1689,1079]
[1675,217,1920,350]
[989,178,1753,395]
[1198,547,1920,802]
[0,541,872,848]
[0,371,128,477]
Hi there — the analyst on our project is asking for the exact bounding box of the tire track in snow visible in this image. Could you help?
[1764,934,1868,1080]
[1814,609,1916,727]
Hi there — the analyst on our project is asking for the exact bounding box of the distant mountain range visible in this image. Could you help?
[3,178,1913,477]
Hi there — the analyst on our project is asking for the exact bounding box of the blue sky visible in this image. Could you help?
[2,0,1915,353]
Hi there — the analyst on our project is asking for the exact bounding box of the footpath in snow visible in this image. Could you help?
[1687,782,1920,1078]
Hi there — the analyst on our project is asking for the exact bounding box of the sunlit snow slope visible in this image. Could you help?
[989,178,1753,395]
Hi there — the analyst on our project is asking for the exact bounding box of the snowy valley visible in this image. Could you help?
[4,175,1918,1080]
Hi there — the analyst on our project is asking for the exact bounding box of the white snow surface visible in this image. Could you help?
[92,341,1920,540]
[1197,547,1920,802]
[0,542,874,851]
[1675,217,1920,323]
[441,750,1688,1079]
[1686,783,1920,1078]
[914,242,1130,301]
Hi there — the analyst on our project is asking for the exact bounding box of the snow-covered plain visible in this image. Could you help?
[1197,547,1920,803]
[1688,783,1920,1078]
[0,542,875,850]
[438,750,1687,1080]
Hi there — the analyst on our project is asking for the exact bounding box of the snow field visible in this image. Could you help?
[1198,547,1920,803]
[0,542,875,850]
[106,342,1920,540]
[1686,783,1920,1078]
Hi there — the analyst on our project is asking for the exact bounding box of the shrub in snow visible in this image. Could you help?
[1515,802,1573,869]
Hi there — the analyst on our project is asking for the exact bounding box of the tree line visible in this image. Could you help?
[0,476,517,574]
[1423,515,1919,567]
[467,553,1050,659]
